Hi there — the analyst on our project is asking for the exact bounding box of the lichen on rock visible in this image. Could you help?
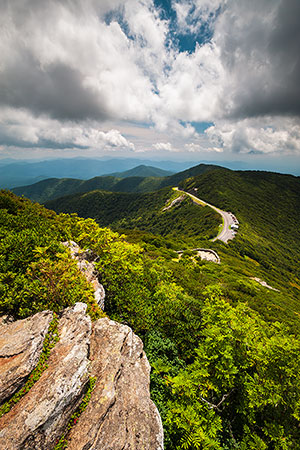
[0,310,53,405]
[0,305,164,450]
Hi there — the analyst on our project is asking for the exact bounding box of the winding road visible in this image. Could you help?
[173,187,237,244]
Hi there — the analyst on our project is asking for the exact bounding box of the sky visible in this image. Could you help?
[0,0,300,173]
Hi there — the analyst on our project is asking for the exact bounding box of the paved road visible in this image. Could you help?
[174,188,237,244]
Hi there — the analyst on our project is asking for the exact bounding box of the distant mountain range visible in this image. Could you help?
[107,165,173,178]
[0,157,257,189]
[0,158,194,189]
[12,163,219,203]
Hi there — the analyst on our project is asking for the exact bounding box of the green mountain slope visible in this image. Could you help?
[160,163,227,187]
[108,164,173,178]
[180,169,300,275]
[12,163,223,203]
[45,168,300,330]
[12,175,162,203]
[45,187,221,248]
[2,189,300,449]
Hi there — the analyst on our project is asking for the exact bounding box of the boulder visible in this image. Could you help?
[0,303,91,450]
[67,317,164,450]
[0,310,53,404]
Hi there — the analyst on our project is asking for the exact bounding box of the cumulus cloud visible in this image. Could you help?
[152,142,173,151]
[0,0,163,123]
[205,117,300,155]
[185,142,223,153]
[0,0,299,158]
[0,108,134,151]
[214,0,300,119]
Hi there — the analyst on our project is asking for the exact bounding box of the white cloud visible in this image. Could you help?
[173,0,223,35]
[155,41,224,125]
[185,142,223,153]
[205,118,300,155]
[153,142,173,151]
[0,108,135,151]
[0,0,299,161]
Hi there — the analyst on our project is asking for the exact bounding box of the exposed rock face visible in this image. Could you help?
[163,194,185,211]
[251,277,280,292]
[68,317,164,450]
[0,306,164,450]
[62,240,105,309]
[0,303,91,450]
[0,310,53,404]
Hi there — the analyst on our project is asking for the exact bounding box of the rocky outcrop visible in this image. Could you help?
[0,311,53,404]
[0,305,164,450]
[176,248,220,263]
[251,277,280,292]
[68,318,164,450]
[163,194,185,211]
[62,241,105,309]
[0,303,91,450]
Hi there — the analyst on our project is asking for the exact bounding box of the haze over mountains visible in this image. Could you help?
[12,163,223,203]
[0,157,260,190]
[0,158,179,189]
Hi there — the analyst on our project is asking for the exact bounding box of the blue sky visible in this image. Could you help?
[0,0,299,174]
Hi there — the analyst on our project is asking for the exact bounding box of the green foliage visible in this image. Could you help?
[46,187,221,249]
[2,181,300,450]
[166,294,300,449]
[0,314,59,418]
[144,330,186,448]
[0,191,104,320]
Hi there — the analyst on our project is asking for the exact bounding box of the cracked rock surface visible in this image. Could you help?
[67,317,164,450]
[0,310,53,404]
[0,306,164,450]
[0,303,91,450]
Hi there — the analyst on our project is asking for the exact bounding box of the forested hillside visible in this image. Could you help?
[12,163,221,202]
[1,189,300,449]
[107,164,174,178]
[180,169,300,291]
[45,187,221,249]
[45,168,300,331]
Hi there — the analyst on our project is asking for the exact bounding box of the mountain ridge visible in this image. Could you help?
[12,163,224,202]
[107,164,174,178]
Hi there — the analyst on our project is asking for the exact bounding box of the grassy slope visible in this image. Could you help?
[2,189,300,448]
[179,169,300,276]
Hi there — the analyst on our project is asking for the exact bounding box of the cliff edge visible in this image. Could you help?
[0,303,164,450]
